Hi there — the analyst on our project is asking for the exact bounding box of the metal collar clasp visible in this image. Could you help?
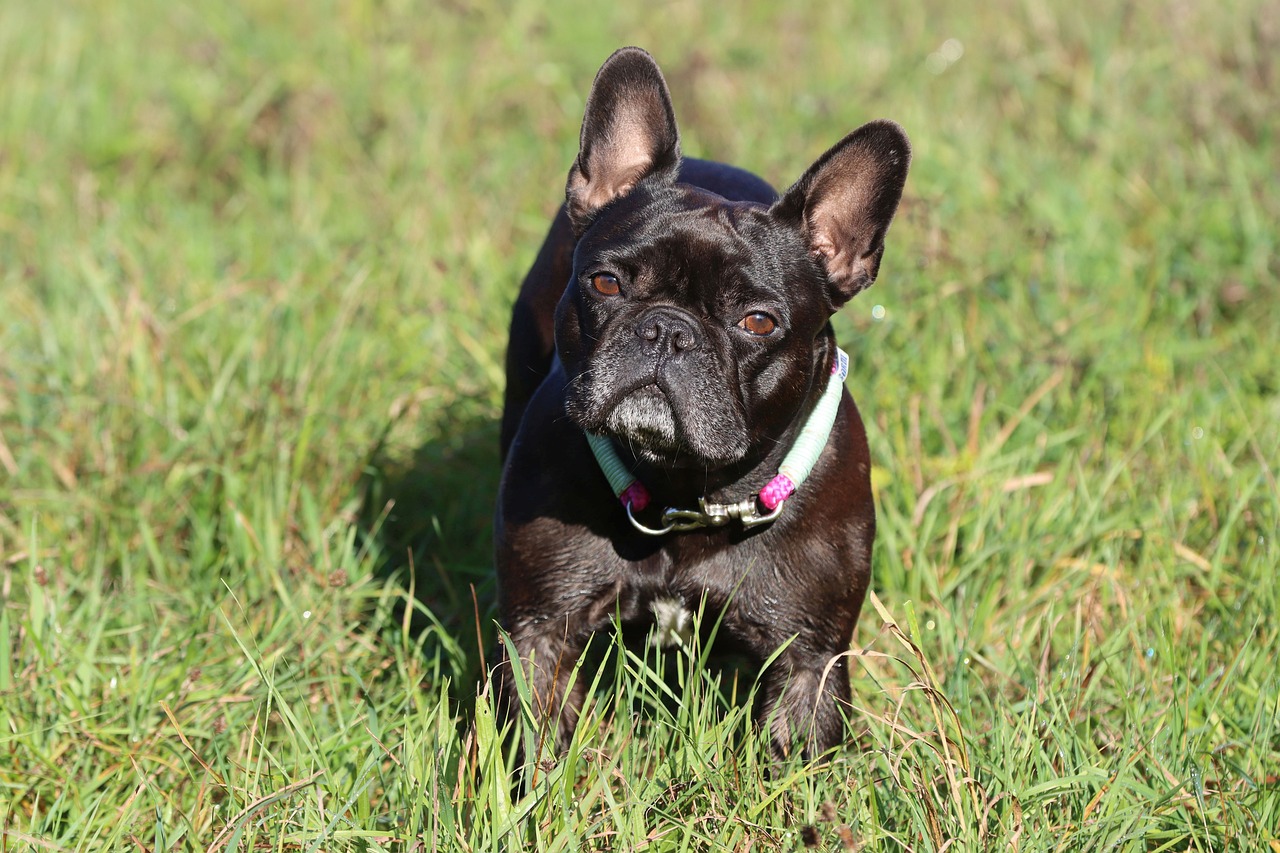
[625,495,785,537]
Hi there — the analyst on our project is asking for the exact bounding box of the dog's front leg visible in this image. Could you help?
[493,615,589,762]
[759,642,852,760]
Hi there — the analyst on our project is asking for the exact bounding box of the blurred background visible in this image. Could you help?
[1,0,1276,847]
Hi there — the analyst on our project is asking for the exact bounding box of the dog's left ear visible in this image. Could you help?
[772,120,910,307]
[566,47,681,234]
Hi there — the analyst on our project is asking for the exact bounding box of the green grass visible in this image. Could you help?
[2,0,1277,849]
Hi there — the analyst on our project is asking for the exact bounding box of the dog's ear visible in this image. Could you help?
[566,47,681,233]
[772,120,910,307]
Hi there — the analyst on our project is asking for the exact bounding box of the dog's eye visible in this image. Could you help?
[590,273,621,296]
[738,312,777,336]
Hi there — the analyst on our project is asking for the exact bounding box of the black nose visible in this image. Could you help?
[636,307,701,354]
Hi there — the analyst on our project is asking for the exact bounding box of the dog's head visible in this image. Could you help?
[556,47,909,468]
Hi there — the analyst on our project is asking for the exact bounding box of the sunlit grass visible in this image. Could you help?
[2,0,1276,848]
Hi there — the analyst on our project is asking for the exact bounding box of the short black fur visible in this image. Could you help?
[495,46,910,761]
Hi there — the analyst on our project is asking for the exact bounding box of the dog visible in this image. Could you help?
[494,47,909,760]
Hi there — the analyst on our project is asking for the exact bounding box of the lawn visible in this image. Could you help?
[1,0,1277,849]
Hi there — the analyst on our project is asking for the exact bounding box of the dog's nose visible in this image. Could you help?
[636,307,701,354]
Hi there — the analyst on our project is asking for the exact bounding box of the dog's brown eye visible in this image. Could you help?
[739,312,776,336]
[590,273,621,296]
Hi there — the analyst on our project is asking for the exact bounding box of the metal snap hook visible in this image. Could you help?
[738,496,785,527]
[625,501,676,536]
[626,494,785,536]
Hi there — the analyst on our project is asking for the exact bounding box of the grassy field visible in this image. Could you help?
[2,0,1277,849]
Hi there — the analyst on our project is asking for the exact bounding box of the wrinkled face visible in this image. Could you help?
[557,184,832,468]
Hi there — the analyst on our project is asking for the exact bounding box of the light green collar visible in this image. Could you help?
[587,347,849,535]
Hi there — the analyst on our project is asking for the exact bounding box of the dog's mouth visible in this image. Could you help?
[573,378,748,468]
[602,383,681,456]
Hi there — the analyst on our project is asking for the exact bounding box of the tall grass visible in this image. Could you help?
[2,0,1276,848]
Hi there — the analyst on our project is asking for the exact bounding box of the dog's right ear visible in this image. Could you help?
[566,47,681,234]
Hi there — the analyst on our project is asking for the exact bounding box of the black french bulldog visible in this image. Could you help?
[494,47,909,759]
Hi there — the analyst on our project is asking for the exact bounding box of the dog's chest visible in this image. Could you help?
[648,595,695,647]
[622,536,750,647]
